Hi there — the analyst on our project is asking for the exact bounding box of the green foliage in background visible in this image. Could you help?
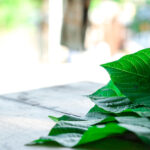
[29,48,150,149]
[89,0,101,12]
[0,0,42,29]
[89,0,127,12]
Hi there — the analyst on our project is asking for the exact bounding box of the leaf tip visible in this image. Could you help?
[48,116,59,122]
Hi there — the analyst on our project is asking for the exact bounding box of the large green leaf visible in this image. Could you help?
[31,122,126,147]
[101,48,150,106]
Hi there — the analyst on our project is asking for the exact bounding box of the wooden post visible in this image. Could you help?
[61,0,90,51]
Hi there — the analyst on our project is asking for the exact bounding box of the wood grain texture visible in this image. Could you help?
[0,82,101,150]
[1,82,101,116]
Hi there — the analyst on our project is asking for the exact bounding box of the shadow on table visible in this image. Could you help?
[28,137,150,150]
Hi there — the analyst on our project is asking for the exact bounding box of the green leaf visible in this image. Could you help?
[101,48,150,106]
[89,80,123,100]
[30,48,150,148]
[31,122,126,147]
[92,96,133,113]
[124,107,150,117]
[77,123,126,146]
[116,116,150,145]
[85,105,112,118]
[49,115,86,122]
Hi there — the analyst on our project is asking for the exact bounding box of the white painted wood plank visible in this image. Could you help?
[0,82,101,150]
[2,82,101,116]
[0,98,67,150]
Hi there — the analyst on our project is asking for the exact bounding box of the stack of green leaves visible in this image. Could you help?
[31,48,150,148]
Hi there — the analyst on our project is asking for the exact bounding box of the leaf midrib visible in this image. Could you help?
[102,65,149,79]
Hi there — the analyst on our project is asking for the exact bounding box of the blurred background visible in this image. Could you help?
[0,0,150,93]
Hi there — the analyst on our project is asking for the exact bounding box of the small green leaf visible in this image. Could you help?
[89,80,123,100]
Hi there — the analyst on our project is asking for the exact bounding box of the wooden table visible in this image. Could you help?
[1,82,149,150]
[0,82,101,150]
